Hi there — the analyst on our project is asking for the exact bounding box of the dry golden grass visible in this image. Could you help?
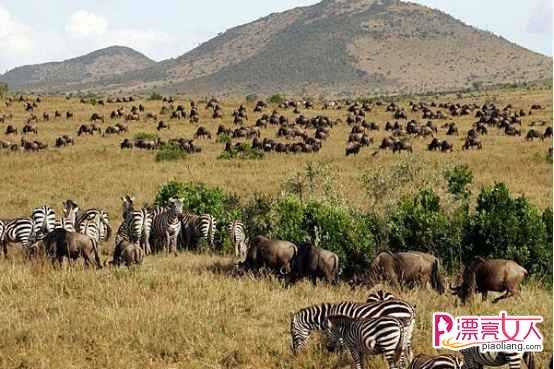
[0,253,551,369]
[0,86,552,368]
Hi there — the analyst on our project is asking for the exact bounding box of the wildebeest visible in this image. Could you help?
[294,241,339,284]
[110,240,144,267]
[42,228,103,268]
[345,142,361,156]
[450,257,527,304]
[240,235,298,277]
[354,251,445,294]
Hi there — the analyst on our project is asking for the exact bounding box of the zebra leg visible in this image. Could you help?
[349,350,365,369]
[383,350,399,369]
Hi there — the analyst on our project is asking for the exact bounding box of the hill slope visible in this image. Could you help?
[0,46,155,92]
[2,0,552,95]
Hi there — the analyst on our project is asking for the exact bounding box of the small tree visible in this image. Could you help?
[444,165,473,201]
[0,83,8,97]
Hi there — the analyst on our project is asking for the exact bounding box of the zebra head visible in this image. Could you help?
[120,195,135,220]
[324,315,351,353]
[290,313,311,354]
[63,200,79,217]
[168,198,183,215]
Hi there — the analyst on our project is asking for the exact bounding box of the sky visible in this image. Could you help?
[0,0,552,73]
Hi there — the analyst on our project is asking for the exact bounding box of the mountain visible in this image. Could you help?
[0,46,155,92]
[2,0,551,95]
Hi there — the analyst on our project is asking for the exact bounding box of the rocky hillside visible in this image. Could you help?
[3,0,551,95]
[0,46,155,92]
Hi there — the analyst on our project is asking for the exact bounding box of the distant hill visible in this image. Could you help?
[2,0,551,96]
[0,46,155,92]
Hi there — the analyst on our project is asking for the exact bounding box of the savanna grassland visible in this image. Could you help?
[0,85,552,369]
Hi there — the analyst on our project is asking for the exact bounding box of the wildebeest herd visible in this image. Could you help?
[0,192,542,368]
[0,94,551,159]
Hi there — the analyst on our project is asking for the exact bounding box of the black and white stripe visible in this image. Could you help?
[366,290,396,304]
[31,205,57,241]
[1,218,34,254]
[409,354,464,369]
[179,212,216,249]
[76,209,112,242]
[150,198,183,254]
[460,347,535,369]
[55,201,80,232]
[116,197,152,254]
[290,299,415,360]
[325,315,406,369]
[227,220,247,259]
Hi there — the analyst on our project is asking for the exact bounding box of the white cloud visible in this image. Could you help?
[0,6,36,72]
[66,10,108,38]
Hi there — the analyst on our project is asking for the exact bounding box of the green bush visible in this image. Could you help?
[217,144,264,160]
[216,134,231,144]
[0,83,8,97]
[444,164,473,201]
[245,94,258,103]
[388,188,463,270]
[267,94,284,104]
[155,144,187,162]
[464,183,551,276]
[148,92,163,101]
[242,193,274,240]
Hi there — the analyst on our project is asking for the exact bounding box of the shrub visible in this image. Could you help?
[245,94,258,103]
[267,94,284,104]
[216,134,231,144]
[388,188,462,270]
[134,132,159,141]
[155,144,187,162]
[148,92,163,101]
[464,183,551,276]
[0,82,8,97]
[217,144,264,160]
[444,165,473,201]
[242,193,274,239]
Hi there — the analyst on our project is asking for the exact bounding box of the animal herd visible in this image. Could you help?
[0,94,551,160]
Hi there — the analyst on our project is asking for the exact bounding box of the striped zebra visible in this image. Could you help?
[366,290,396,303]
[179,212,216,250]
[325,315,406,369]
[290,298,415,361]
[227,220,247,259]
[150,198,183,254]
[115,196,152,254]
[55,200,80,232]
[1,218,34,256]
[460,347,535,369]
[408,354,464,369]
[31,205,57,241]
[75,208,112,242]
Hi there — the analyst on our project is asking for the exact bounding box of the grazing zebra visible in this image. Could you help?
[179,212,216,250]
[31,205,57,241]
[325,315,406,369]
[460,347,535,369]
[408,354,464,369]
[1,218,34,256]
[227,220,247,259]
[290,298,415,361]
[115,196,152,254]
[366,290,396,303]
[150,198,183,254]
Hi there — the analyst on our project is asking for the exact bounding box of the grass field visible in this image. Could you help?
[0,86,552,368]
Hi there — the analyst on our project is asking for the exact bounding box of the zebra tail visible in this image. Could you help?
[523,352,535,369]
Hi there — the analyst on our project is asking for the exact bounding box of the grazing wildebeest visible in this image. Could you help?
[240,235,298,277]
[43,229,103,268]
[111,240,144,267]
[294,241,339,284]
[355,251,445,294]
[450,257,527,304]
[345,142,361,156]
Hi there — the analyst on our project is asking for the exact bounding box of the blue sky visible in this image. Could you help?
[0,0,551,73]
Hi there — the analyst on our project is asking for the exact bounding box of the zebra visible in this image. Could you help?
[1,218,34,256]
[325,315,406,369]
[31,205,57,241]
[460,347,535,369]
[366,290,396,303]
[75,208,112,242]
[55,200,80,232]
[227,220,247,260]
[179,212,216,250]
[150,198,183,254]
[290,298,415,362]
[115,196,152,254]
[408,354,464,369]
